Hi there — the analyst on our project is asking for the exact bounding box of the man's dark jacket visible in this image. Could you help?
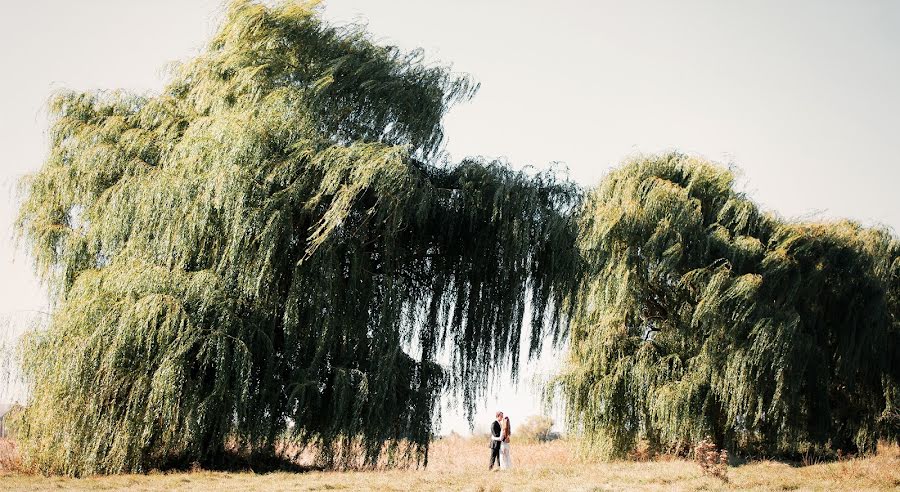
[490,420,502,449]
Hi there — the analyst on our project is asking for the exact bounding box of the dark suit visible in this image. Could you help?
[489,420,502,469]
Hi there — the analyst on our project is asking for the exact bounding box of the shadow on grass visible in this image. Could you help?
[726,450,892,469]
[158,450,324,475]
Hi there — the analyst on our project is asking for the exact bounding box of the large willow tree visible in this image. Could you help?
[16,0,580,475]
[559,153,900,459]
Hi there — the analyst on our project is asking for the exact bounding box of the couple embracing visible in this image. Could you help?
[489,411,513,470]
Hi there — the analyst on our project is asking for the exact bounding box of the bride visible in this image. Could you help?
[499,416,513,470]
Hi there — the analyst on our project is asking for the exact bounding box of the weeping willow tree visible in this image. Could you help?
[15,0,580,475]
[559,153,900,459]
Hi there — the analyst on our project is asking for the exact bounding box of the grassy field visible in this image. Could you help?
[1,437,898,491]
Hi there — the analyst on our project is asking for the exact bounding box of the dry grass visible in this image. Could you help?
[1,437,898,491]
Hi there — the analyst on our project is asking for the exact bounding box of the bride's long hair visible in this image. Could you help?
[501,416,511,437]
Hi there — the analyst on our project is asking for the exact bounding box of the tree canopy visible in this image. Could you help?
[15,0,579,475]
[558,153,900,459]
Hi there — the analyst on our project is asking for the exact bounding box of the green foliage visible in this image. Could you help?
[15,0,580,475]
[558,153,900,459]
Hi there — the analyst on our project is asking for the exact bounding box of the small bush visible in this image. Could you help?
[0,438,22,473]
[694,436,728,482]
[517,416,559,443]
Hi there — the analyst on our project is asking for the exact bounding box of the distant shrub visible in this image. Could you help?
[0,438,22,472]
[694,436,728,482]
[517,415,559,443]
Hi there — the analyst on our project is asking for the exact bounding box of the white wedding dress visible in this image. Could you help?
[499,440,512,470]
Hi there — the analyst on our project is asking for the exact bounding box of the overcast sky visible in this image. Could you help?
[1,0,898,434]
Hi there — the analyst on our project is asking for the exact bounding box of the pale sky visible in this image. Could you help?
[1,0,898,435]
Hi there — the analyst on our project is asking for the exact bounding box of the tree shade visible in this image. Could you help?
[558,153,900,459]
[15,0,580,475]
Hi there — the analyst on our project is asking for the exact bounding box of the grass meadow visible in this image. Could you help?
[1,436,899,491]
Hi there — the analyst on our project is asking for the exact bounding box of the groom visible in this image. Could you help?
[488,411,504,470]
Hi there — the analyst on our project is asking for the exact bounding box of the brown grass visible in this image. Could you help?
[1,437,898,491]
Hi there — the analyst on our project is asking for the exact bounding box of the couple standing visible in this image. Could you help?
[489,411,513,470]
